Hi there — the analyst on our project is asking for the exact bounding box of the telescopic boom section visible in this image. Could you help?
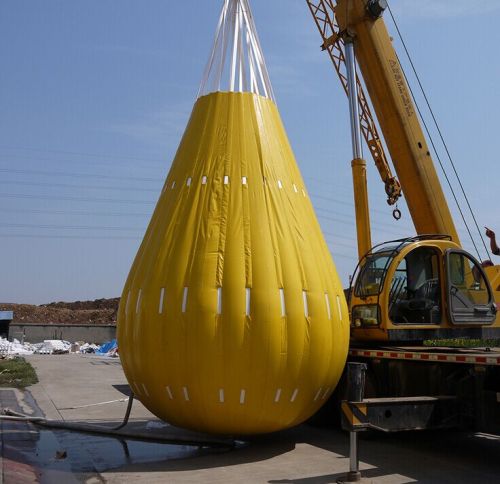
[334,0,460,244]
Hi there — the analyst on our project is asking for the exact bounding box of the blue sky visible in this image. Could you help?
[1,0,499,304]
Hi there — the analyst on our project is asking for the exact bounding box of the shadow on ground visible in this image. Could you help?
[3,387,500,483]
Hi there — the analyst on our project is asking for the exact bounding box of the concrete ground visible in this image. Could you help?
[1,354,500,483]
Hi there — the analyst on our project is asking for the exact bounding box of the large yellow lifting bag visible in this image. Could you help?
[117,91,349,435]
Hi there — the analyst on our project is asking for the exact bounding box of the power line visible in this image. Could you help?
[0,153,166,172]
[311,193,398,216]
[0,167,160,183]
[0,189,479,242]
[316,209,415,233]
[0,222,145,231]
[0,192,156,205]
[326,250,357,261]
[0,145,165,164]
[0,233,142,241]
[0,179,160,193]
[3,207,150,218]
[323,238,357,250]
[0,231,358,262]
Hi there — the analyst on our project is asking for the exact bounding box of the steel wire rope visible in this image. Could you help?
[386,2,489,260]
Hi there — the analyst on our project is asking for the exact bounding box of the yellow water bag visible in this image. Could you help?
[117,91,349,434]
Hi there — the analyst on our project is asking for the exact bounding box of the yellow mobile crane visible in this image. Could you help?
[307,0,500,343]
[306,0,500,433]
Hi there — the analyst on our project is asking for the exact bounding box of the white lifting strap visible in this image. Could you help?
[197,0,275,102]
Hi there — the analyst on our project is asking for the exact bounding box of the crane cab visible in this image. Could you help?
[349,235,499,343]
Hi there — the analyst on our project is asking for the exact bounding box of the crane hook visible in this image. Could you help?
[393,206,402,221]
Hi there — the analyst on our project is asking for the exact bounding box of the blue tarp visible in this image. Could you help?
[95,339,117,355]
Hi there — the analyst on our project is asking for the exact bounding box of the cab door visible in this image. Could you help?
[446,250,497,324]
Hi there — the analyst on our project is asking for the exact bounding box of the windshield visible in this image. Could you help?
[354,251,395,297]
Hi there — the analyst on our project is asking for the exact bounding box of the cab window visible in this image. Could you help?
[389,247,441,325]
[446,251,496,324]
[354,252,393,297]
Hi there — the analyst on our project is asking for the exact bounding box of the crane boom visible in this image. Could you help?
[333,0,460,244]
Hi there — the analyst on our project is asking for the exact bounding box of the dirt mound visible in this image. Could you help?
[42,298,120,311]
[0,298,120,325]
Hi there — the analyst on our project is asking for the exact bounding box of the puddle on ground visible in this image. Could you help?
[6,424,231,483]
[1,388,234,482]
[39,428,215,473]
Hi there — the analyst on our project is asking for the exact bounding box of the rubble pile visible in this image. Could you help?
[0,298,120,325]
[0,337,35,356]
[33,340,72,355]
[0,337,118,358]
[79,343,100,354]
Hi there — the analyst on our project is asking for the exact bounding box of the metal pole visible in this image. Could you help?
[348,432,360,481]
[346,362,366,482]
